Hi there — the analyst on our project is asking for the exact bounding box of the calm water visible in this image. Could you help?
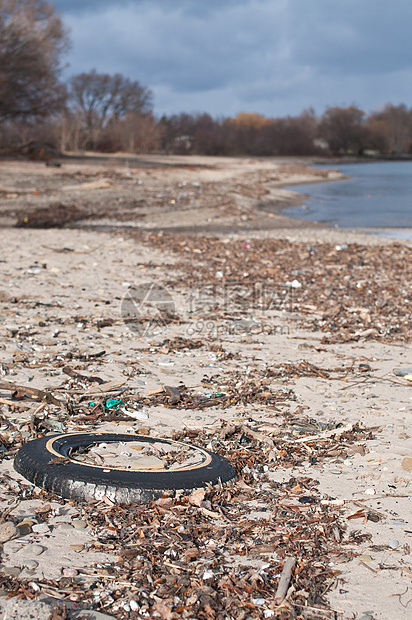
[285,161,412,230]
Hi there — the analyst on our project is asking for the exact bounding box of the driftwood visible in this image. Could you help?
[274,556,296,604]
[0,380,67,412]
[63,365,105,384]
[288,423,354,444]
[240,425,275,448]
[0,397,31,410]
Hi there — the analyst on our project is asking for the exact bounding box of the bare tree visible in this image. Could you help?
[369,104,412,154]
[69,70,152,149]
[0,0,69,122]
[319,106,368,155]
[119,112,160,153]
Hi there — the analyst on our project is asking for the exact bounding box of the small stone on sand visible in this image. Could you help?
[32,523,50,534]
[22,560,38,571]
[72,519,88,529]
[359,554,373,562]
[21,544,45,557]
[401,457,412,472]
[0,522,19,543]
[17,523,32,536]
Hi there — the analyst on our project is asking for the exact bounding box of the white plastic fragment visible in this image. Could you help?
[29,582,40,591]
[121,408,149,420]
[320,499,345,507]
[285,279,302,288]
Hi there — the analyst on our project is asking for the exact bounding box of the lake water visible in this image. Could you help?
[284,161,412,231]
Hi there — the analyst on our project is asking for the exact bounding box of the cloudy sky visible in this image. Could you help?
[53,0,412,119]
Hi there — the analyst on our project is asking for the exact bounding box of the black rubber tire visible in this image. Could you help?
[14,432,236,503]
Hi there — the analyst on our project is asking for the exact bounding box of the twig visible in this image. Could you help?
[0,500,20,523]
[340,373,406,389]
[293,603,342,618]
[284,423,353,444]
[163,561,189,572]
[301,360,329,379]
[340,377,375,390]
[199,506,222,519]
[341,359,356,381]
[351,500,387,519]
[359,560,377,573]
[42,245,101,254]
[29,402,46,436]
[274,556,296,604]
[241,425,274,448]
[63,365,105,384]
[0,380,67,412]
[0,397,31,410]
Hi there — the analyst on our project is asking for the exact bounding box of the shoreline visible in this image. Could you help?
[279,159,412,235]
[1,153,411,241]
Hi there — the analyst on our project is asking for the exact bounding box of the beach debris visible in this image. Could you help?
[285,279,302,288]
[274,556,296,604]
[72,519,87,530]
[14,432,236,502]
[63,365,104,384]
[163,385,181,404]
[139,233,412,343]
[62,179,113,191]
[147,385,181,405]
[104,398,124,410]
[0,412,388,618]
[188,488,206,506]
[120,407,149,420]
[0,380,67,412]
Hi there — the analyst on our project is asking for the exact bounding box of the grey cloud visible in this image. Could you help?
[56,0,412,117]
[288,0,412,76]
[64,1,285,92]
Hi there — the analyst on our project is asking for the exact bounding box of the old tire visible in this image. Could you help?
[14,432,236,503]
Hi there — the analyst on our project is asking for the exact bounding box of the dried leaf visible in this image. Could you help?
[188,488,206,507]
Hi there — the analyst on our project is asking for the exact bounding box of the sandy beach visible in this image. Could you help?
[0,155,410,620]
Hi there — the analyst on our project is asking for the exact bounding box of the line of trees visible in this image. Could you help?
[1,1,412,159]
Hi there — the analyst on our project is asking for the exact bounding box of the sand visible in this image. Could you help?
[0,155,410,619]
